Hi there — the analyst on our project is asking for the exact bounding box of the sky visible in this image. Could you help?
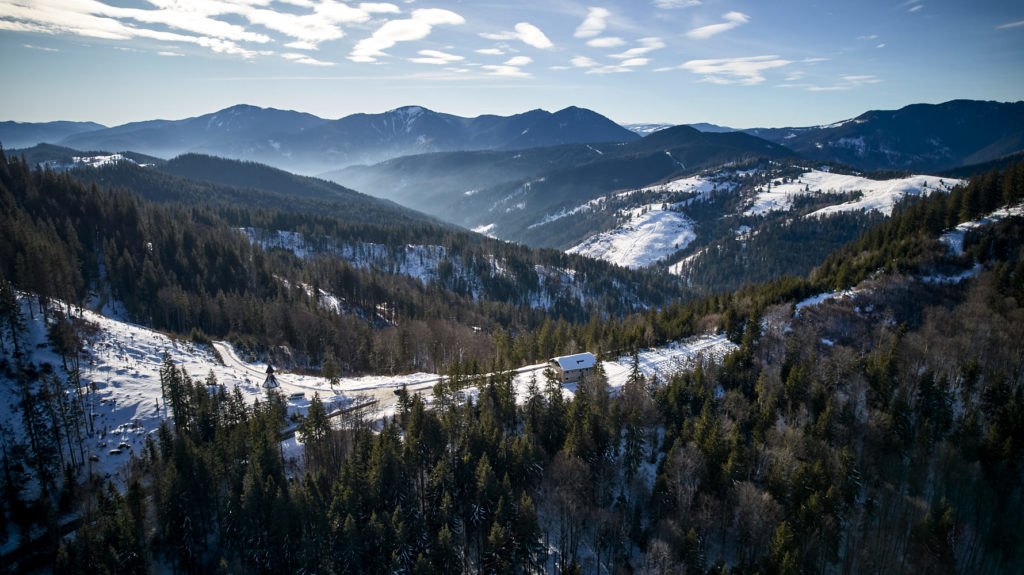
[1,0,1022,128]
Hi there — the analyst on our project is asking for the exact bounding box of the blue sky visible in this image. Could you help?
[1,0,1022,128]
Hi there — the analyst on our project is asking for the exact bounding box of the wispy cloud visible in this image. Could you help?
[476,48,504,55]
[610,37,665,59]
[908,4,923,13]
[409,49,464,65]
[350,9,465,63]
[575,7,609,38]
[680,55,791,85]
[0,0,405,58]
[480,22,553,49]
[997,19,1024,29]
[653,0,701,8]
[587,37,626,48]
[505,55,532,66]
[481,64,530,77]
[23,43,58,52]
[570,56,600,68]
[790,73,883,92]
[282,52,335,66]
[686,11,749,40]
[158,50,183,57]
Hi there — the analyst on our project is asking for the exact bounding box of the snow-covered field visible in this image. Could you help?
[744,169,963,217]
[558,173,743,268]
[568,203,695,268]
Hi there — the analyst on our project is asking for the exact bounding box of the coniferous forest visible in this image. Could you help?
[1,145,1024,575]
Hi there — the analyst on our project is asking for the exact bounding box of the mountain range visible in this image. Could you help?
[4,99,1021,176]
[5,104,638,175]
[743,99,1024,173]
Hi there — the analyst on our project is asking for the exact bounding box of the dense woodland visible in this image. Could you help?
[1,149,1023,573]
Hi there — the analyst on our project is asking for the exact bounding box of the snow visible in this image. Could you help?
[241,227,449,285]
[744,170,964,217]
[472,223,497,237]
[939,202,1024,255]
[0,295,454,495]
[2,297,738,488]
[567,203,696,268]
[527,197,606,229]
[794,289,857,315]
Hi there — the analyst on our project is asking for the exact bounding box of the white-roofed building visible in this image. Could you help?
[548,352,597,383]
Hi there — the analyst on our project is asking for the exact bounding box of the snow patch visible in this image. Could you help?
[744,169,964,217]
[939,202,1024,255]
[568,203,696,268]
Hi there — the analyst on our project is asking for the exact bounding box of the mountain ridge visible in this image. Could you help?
[45,103,638,175]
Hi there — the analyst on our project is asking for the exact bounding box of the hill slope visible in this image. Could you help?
[744,99,1024,172]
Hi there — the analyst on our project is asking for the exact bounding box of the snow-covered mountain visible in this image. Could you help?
[534,164,965,282]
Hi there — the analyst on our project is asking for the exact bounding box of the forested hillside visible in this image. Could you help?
[0,148,689,374]
[1,144,1023,573]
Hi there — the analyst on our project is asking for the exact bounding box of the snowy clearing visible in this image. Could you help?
[744,170,963,217]
[567,203,696,268]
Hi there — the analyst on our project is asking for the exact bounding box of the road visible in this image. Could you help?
[212,340,549,415]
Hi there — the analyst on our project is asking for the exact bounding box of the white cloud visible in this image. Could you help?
[908,4,923,12]
[570,56,599,68]
[505,55,532,66]
[575,7,609,38]
[158,50,183,56]
[587,37,625,48]
[285,40,319,50]
[680,55,791,85]
[409,49,463,65]
[23,43,58,52]
[996,19,1024,29]
[800,74,882,92]
[610,37,664,59]
[282,52,335,66]
[480,22,553,49]
[841,74,881,84]
[653,0,701,8]
[0,0,413,59]
[350,8,465,62]
[620,57,649,67]
[482,64,530,77]
[876,43,886,48]
[686,11,749,40]
[585,64,632,74]
[476,48,504,55]
[514,22,553,48]
[359,3,401,14]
